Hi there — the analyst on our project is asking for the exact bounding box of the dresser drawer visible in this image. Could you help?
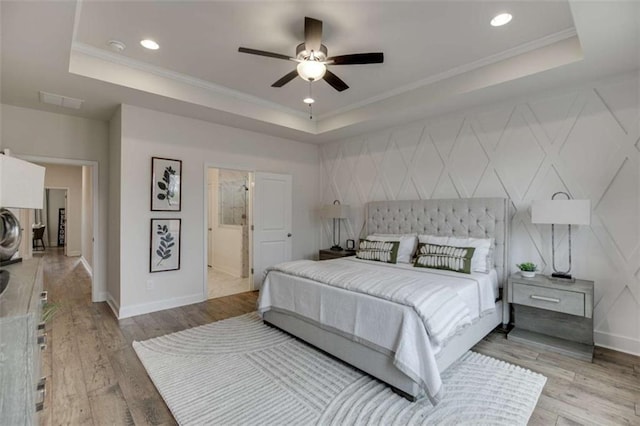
[512,283,585,316]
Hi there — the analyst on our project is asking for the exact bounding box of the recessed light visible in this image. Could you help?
[140,39,159,50]
[490,13,512,27]
[303,97,315,104]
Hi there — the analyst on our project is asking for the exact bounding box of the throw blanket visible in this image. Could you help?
[266,260,472,348]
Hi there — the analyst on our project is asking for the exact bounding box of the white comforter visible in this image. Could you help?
[257,258,496,403]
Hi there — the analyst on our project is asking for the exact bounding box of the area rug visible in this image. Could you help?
[133,313,546,425]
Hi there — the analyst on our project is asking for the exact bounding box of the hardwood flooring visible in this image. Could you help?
[39,249,640,425]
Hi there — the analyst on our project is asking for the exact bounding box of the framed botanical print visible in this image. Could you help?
[150,218,181,273]
[151,157,182,211]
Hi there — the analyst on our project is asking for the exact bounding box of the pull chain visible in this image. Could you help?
[308,81,313,120]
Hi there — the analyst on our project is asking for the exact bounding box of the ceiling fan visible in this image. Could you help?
[238,17,384,92]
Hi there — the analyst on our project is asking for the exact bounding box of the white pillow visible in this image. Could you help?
[368,233,418,263]
[418,234,493,273]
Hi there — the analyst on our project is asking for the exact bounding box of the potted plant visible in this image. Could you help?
[516,262,537,278]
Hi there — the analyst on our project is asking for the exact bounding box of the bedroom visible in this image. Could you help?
[0,1,638,424]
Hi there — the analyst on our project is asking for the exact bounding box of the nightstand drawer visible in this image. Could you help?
[512,283,585,316]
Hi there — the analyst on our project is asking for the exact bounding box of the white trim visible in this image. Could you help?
[106,293,120,318]
[80,256,93,276]
[317,28,579,121]
[72,42,308,119]
[66,250,82,257]
[594,330,640,357]
[117,293,203,319]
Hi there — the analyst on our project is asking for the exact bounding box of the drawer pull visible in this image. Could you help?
[40,291,48,304]
[37,333,47,350]
[530,295,560,303]
[37,322,46,331]
[35,378,46,412]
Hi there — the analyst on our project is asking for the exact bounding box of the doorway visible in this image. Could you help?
[207,168,253,299]
[37,188,68,253]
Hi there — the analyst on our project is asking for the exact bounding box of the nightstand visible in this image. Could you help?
[319,249,356,261]
[507,274,594,361]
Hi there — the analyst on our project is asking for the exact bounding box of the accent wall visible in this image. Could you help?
[320,71,640,355]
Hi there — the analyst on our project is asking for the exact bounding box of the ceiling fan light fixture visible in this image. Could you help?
[490,13,512,27]
[303,97,315,104]
[297,60,326,82]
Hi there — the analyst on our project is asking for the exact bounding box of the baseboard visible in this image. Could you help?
[67,250,82,257]
[93,291,107,303]
[106,294,120,319]
[117,293,204,319]
[80,256,93,276]
[594,330,640,356]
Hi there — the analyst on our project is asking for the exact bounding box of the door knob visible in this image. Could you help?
[287,233,292,237]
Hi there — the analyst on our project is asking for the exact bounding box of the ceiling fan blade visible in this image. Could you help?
[271,70,299,87]
[304,17,323,53]
[238,47,292,61]
[323,69,349,92]
[327,52,384,65]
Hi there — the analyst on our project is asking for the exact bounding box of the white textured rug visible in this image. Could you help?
[133,313,546,425]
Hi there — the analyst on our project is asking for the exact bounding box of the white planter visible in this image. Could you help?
[520,270,535,278]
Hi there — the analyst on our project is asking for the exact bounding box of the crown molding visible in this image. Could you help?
[316,27,579,121]
[71,42,309,120]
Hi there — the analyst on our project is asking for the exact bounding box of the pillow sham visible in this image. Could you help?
[418,235,493,273]
[368,233,418,263]
[413,243,475,274]
[356,239,400,264]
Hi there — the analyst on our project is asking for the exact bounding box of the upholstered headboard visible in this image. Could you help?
[366,198,510,287]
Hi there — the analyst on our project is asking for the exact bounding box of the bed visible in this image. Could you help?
[258,198,510,403]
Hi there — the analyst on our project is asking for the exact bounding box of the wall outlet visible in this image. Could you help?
[146,280,154,290]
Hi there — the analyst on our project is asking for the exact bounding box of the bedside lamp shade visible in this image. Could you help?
[0,154,45,264]
[531,199,591,225]
[321,203,351,220]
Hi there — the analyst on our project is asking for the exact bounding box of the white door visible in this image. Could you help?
[252,172,292,290]
[207,179,215,267]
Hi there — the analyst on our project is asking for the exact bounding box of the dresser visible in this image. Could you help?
[507,273,594,361]
[319,249,356,261]
[0,258,46,425]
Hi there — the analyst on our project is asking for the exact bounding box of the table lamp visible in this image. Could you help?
[321,200,350,251]
[531,191,591,282]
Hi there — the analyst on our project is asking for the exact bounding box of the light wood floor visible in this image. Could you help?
[39,249,640,426]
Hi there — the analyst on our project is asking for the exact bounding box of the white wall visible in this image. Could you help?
[320,71,640,355]
[40,164,82,255]
[82,165,94,271]
[1,104,109,301]
[115,104,319,318]
[108,106,122,311]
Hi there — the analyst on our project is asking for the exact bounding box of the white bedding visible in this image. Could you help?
[257,257,497,403]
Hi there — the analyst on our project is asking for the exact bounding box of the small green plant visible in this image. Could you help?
[516,262,537,272]
[41,301,61,323]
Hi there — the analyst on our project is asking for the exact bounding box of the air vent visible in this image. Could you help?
[38,91,84,110]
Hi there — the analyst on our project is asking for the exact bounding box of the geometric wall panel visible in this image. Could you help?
[320,72,640,354]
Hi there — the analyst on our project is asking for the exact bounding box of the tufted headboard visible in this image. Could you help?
[366,198,510,287]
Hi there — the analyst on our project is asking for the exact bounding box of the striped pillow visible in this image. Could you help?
[356,239,400,264]
[414,243,475,274]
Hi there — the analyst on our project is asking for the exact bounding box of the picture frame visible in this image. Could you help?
[151,157,182,211]
[150,218,181,273]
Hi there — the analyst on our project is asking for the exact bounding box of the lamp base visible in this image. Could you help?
[550,272,575,283]
[330,245,344,251]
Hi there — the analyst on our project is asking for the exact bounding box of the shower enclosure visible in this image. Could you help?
[208,169,250,280]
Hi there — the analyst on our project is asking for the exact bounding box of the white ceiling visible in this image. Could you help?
[1,1,638,143]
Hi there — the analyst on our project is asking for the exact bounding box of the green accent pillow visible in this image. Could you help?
[356,239,400,264]
[413,243,476,274]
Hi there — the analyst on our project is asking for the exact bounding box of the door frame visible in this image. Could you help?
[17,155,101,302]
[202,162,254,300]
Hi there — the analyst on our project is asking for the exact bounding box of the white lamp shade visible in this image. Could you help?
[321,203,350,219]
[297,60,327,82]
[0,155,45,209]
[531,199,591,225]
